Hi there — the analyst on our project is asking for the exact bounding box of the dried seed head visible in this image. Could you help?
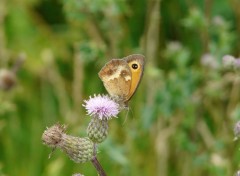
[42,124,66,148]
[42,124,94,163]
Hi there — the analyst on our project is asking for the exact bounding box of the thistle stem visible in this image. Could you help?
[93,143,97,157]
[91,156,107,176]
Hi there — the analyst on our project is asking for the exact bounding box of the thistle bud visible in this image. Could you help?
[72,173,84,176]
[87,117,108,143]
[42,124,94,163]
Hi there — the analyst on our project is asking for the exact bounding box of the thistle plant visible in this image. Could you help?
[83,94,119,143]
[222,55,240,71]
[222,55,240,175]
[42,124,94,163]
[42,94,121,176]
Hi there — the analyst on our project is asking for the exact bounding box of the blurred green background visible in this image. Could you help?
[1,0,240,175]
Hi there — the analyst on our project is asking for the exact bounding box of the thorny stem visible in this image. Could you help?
[91,156,107,176]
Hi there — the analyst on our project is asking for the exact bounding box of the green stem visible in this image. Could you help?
[91,156,107,176]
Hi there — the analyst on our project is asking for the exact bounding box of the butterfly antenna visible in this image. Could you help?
[122,106,133,125]
[48,147,56,159]
[129,107,134,118]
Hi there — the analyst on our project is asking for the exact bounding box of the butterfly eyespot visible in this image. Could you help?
[132,63,138,69]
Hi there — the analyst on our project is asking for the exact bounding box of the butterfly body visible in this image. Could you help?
[98,54,145,107]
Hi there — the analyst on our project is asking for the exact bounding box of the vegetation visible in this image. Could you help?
[1,0,240,175]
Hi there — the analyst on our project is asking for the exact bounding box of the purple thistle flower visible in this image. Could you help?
[222,55,235,68]
[83,94,119,120]
[201,53,218,69]
[234,58,240,69]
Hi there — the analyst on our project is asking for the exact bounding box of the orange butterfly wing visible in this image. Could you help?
[98,54,145,106]
[124,54,145,102]
[98,59,132,101]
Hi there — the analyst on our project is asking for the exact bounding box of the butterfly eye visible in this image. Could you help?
[132,63,138,69]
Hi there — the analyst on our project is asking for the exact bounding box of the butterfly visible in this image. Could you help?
[98,54,145,107]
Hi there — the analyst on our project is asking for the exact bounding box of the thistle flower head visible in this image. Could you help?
[234,58,240,69]
[201,53,218,69]
[42,124,66,148]
[222,55,235,68]
[42,124,94,163]
[83,94,119,120]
